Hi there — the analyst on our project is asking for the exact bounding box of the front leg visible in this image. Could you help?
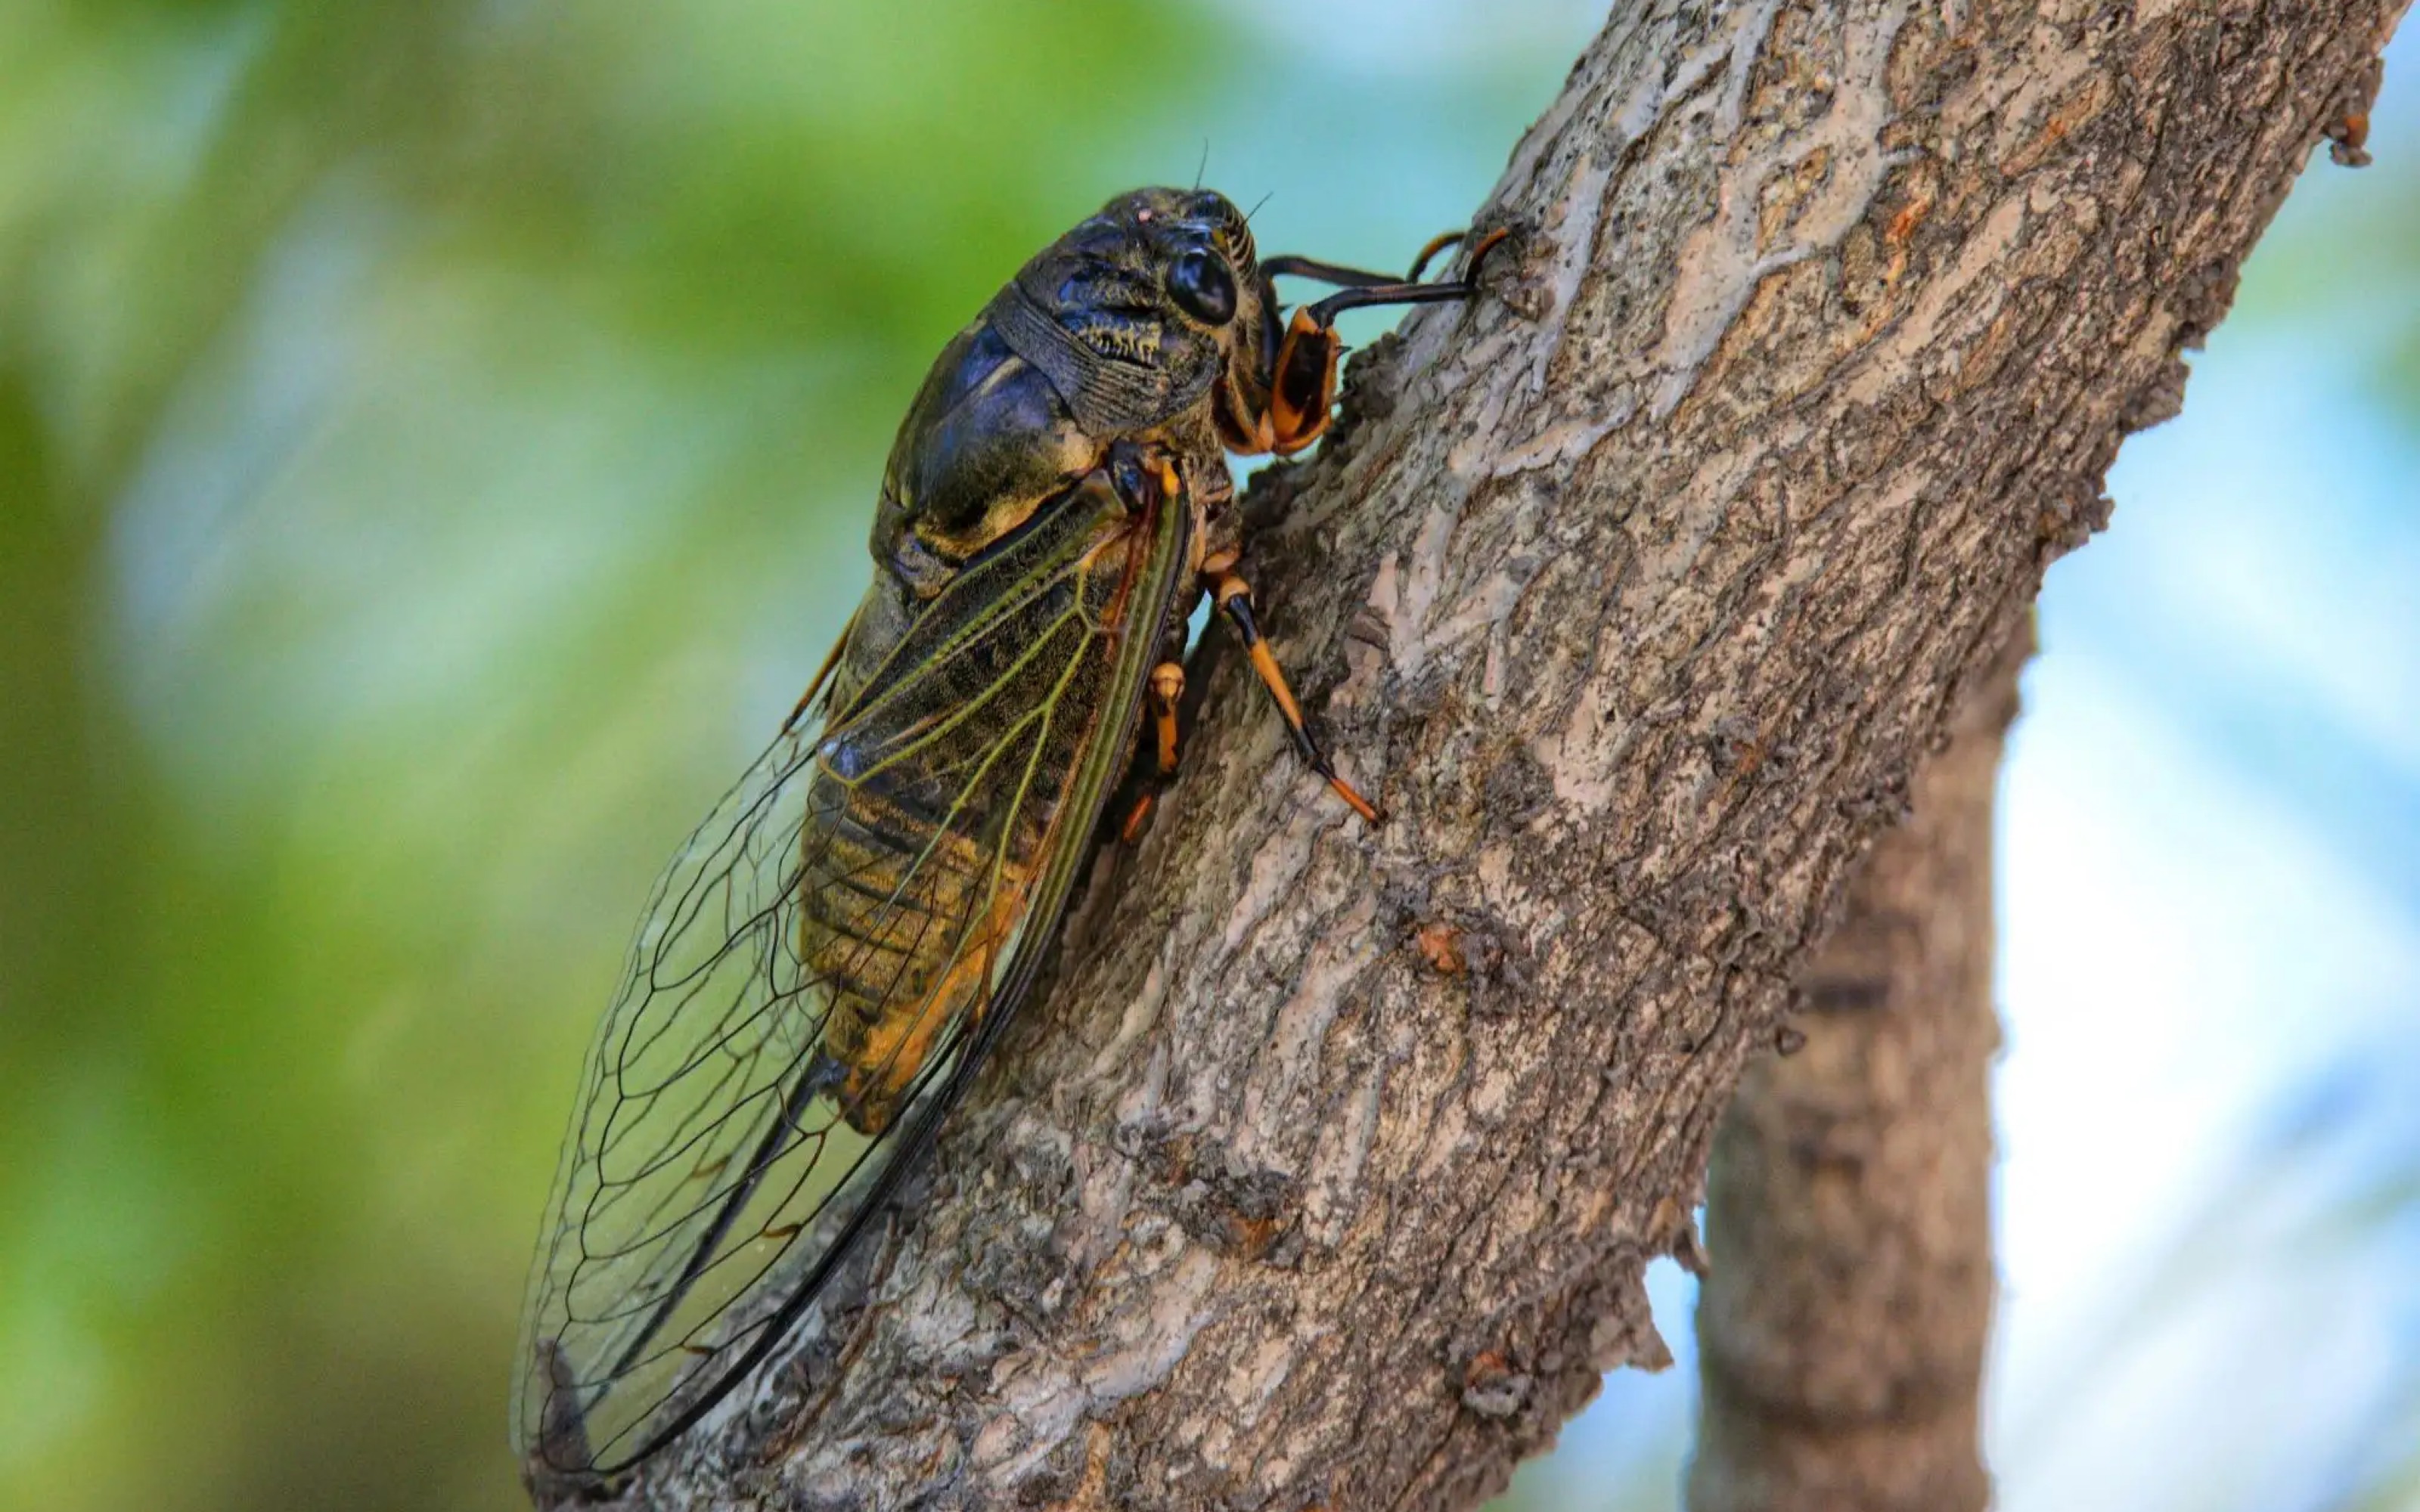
[1262,228,1510,454]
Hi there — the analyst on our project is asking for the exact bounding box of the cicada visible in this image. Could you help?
[512,186,1499,1484]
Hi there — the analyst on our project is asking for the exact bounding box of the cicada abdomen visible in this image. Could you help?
[798,459,1174,1136]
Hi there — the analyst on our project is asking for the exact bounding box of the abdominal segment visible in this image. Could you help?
[798,761,1037,1137]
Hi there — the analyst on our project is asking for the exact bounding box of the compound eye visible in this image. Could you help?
[1168,248,1237,327]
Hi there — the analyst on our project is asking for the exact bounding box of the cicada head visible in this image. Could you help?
[999,187,1280,446]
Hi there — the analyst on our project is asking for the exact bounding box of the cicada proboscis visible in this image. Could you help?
[512,187,1502,1485]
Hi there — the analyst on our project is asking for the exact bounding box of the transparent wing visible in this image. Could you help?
[513,717,855,1478]
[512,460,1190,1480]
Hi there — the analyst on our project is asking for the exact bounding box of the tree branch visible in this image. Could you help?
[608,3,2408,1507]
[1689,621,2028,1512]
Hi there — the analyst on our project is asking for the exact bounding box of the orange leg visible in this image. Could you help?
[1205,563,1382,824]
[1267,309,1345,456]
[1262,228,1511,455]
[1118,661,1187,844]
[1148,662,1184,775]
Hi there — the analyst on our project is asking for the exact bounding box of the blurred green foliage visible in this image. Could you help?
[0,2,1591,1507]
[0,2,1223,1507]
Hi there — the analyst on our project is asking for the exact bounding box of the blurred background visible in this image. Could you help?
[0,2,2412,1509]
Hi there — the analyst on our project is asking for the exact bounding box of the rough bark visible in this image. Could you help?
[606,3,2406,1508]
[1689,621,2027,1512]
